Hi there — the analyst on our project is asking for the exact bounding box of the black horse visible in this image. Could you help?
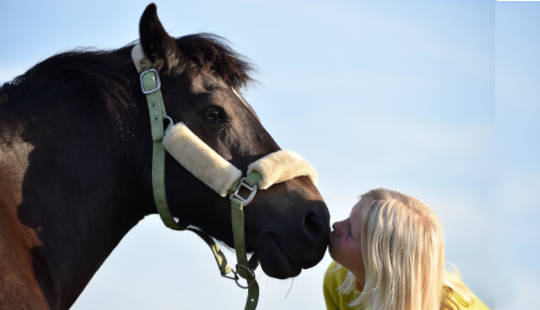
[0,4,330,310]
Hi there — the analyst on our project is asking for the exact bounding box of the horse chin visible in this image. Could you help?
[256,233,301,279]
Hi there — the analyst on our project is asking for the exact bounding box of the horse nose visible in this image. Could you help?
[303,205,330,243]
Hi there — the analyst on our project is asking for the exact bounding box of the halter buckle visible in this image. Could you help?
[220,265,256,289]
[230,178,257,207]
[140,68,161,94]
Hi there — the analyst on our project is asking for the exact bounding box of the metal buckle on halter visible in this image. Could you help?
[230,177,257,207]
[234,264,256,289]
[220,264,256,289]
[140,68,161,94]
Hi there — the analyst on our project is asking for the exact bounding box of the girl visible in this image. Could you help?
[324,188,489,310]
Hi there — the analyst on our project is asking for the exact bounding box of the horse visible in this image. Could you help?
[0,4,330,310]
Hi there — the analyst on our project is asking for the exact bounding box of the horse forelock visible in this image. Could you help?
[174,33,254,89]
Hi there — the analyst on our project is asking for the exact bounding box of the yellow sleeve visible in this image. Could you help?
[323,261,341,310]
[445,285,491,310]
[323,261,364,310]
[463,291,490,310]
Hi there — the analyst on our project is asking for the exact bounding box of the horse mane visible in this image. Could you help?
[0,33,253,108]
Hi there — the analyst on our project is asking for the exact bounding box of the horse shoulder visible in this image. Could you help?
[0,139,51,309]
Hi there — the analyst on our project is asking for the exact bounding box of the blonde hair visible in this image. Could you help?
[337,188,475,310]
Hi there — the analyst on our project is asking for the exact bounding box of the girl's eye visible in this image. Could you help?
[202,106,228,124]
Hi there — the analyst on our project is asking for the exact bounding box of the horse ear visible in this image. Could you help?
[139,3,182,74]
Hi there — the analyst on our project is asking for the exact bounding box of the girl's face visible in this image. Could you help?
[329,200,365,274]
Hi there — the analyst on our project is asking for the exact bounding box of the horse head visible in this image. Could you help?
[136,4,330,279]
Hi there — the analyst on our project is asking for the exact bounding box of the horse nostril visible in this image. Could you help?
[304,211,323,241]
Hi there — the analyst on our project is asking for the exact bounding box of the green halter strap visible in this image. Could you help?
[139,68,260,310]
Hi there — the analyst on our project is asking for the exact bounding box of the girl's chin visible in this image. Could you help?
[328,246,336,261]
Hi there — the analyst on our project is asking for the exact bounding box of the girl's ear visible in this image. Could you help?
[139,3,183,74]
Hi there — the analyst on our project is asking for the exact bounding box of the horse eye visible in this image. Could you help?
[202,106,228,124]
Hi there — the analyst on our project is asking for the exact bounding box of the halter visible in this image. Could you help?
[131,44,318,310]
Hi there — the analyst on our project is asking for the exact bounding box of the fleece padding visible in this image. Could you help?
[131,43,153,73]
[162,124,318,197]
[163,123,242,197]
[248,150,318,190]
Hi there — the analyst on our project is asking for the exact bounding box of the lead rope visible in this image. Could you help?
[139,68,259,309]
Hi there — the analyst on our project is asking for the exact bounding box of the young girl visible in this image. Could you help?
[324,188,489,310]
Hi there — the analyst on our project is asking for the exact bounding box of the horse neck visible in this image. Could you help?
[0,64,154,309]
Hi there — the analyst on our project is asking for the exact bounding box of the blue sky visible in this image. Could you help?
[1,1,538,309]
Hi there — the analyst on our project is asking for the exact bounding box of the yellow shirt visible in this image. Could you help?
[323,261,490,310]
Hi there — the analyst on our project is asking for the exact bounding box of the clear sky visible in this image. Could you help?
[1,1,538,309]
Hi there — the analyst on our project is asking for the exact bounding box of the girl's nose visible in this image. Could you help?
[332,221,342,235]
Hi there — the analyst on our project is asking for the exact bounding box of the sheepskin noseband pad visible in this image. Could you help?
[248,150,318,190]
[163,122,318,197]
[163,123,242,197]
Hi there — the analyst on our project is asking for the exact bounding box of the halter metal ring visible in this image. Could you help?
[230,178,257,207]
[234,264,256,289]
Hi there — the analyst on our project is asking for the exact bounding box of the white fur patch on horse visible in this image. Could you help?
[163,123,242,197]
[248,150,318,190]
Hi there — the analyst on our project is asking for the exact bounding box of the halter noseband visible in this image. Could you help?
[131,43,317,310]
